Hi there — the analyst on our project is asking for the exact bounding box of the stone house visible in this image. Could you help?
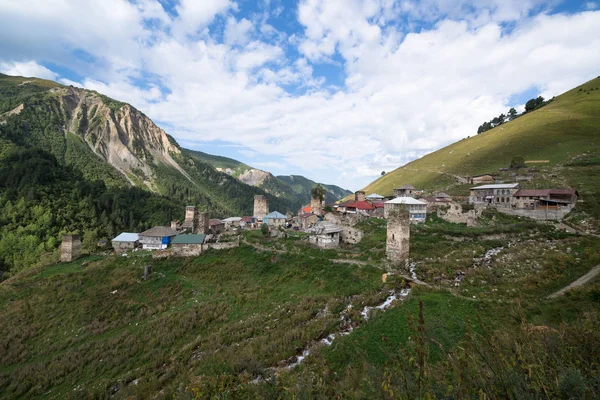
[469,183,520,206]
[222,217,242,229]
[384,197,428,223]
[512,189,578,210]
[241,216,257,229]
[209,219,225,234]
[111,232,139,254]
[171,234,205,257]
[308,221,342,248]
[299,213,319,230]
[263,211,287,227]
[139,226,178,250]
[393,184,416,198]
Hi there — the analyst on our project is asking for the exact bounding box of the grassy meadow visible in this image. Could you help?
[1,209,599,398]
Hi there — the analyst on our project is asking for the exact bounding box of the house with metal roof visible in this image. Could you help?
[307,221,342,248]
[469,183,520,206]
[512,189,578,210]
[170,234,206,257]
[139,226,179,250]
[111,232,140,254]
[384,197,428,223]
[263,211,287,227]
[393,184,416,198]
[366,193,385,200]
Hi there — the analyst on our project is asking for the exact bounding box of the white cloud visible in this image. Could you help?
[0,60,58,80]
[0,1,599,190]
[172,0,233,38]
[224,17,254,45]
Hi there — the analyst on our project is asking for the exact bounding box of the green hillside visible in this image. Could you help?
[277,175,352,204]
[1,212,599,398]
[360,76,600,228]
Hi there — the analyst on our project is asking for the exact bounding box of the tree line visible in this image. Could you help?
[477,96,552,134]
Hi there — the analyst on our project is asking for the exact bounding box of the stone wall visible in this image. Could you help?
[354,191,366,202]
[171,243,203,257]
[204,241,240,251]
[437,202,481,225]
[496,207,570,221]
[253,195,269,219]
[386,207,410,263]
[324,212,367,227]
[196,212,210,234]
[341,226,363,244]
[60,235,81,262]
[112,241,136,254]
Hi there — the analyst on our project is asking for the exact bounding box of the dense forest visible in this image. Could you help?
[0,144,183,276]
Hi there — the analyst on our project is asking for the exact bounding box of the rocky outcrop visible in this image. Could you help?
[53,87,187,190]
[237,168,271,186]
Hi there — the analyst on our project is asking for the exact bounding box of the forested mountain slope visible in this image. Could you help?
[0,74,297,274]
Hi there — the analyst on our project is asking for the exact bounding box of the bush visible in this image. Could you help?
[261,223,269,236]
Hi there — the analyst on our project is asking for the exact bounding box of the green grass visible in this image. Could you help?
[0,244,386,399]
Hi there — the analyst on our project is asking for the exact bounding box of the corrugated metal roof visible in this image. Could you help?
[222,217,242,222]
[470,183,520,190]
[139,226,178,237]
[385,197,427,205]
[308,221,342,234]
[209,219,223,226]
[396,184,415,190]
[366,193,385,199]
[264,211,287,219]
[172,234,206,244]
[112,232,139,242]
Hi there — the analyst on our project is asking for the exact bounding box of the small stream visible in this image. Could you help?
[280,264,418,371]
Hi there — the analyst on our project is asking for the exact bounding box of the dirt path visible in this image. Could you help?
[547,264,600,299]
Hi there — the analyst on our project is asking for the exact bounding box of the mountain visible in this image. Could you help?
[276,174,353,204]
[357,76,600,228]
[0,73,297,217]
[185,149,352,205]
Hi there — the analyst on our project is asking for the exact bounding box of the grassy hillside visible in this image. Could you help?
[277,174,352,204]
[360,77,600,226]
[1,211,599,398]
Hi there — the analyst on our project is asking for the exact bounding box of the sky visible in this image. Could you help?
[0,0,599,190]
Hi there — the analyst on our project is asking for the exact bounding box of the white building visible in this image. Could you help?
[469,183,520,206]
[384,197,428,223]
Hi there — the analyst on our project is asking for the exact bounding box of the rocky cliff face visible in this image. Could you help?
[53,86,185,190]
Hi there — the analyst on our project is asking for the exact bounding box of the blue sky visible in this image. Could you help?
[1,0,599,190]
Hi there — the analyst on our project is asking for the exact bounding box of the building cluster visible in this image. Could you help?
[469,183,578,220]
[59,175,579,268]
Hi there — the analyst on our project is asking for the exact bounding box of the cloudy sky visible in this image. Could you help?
[1,0,599,190]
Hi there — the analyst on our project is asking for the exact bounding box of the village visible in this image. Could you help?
[59,178,579,268]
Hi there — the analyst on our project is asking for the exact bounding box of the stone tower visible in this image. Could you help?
[253,195,269,220]
[182,206,198,231]
[386,205,410,263]
[60,235,81,262]
[355,190,366,202]
[195,211,210,234]
[310,195,323,216]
